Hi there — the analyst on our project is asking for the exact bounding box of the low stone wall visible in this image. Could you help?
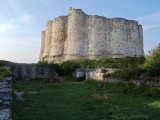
[72,69,86,78]
[7,62,57,80]
[146,81,160,87]
[74,68,119,81]
[0,77,12,120]
[74,68,160,88]
[86,68,119,81]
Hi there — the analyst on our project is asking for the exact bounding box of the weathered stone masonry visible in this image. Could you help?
[39,7,144,63]
[0,77,12,120]
[7,62,57,80]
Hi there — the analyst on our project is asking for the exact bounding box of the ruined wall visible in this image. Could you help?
[0,77,12,120]
[7,62,57,80]
[39,7,144,63]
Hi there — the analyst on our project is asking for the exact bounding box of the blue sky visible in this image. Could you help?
[0,0,160,63]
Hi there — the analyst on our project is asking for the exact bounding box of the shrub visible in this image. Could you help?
[0,60,7,67]
[112,67,145,81]
[103,73,111,78]
[37,61,63,76]
[37,57,145,76]
[111,81,129,93]
[59,57,145,76]
[145,87,160,98]
[144,45,160,76]
[111,81,160,98]
[37,61,49,66]
[0,67,11,81]
[59,61,80,75]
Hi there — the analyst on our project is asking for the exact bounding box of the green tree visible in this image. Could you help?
[144,45,160,76]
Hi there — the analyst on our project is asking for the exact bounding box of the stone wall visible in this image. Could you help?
[0,77,12,120]
[74,68,118,82]
[7,62,57,80]
[86,68,119,81]
[72,69,86,78]
[75,68,160,87]
[39,7,144,63]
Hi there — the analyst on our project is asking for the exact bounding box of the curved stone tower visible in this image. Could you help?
[39,7,144,63]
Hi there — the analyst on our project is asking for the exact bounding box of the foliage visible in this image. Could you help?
[112,67,146,81]
[111,81,160,98]
[13,79,160,120]
[111,44,160,80]
[60,57,145,69]
[37,61,49,66]
[38,57,145,76]
[37,61,63,76]
[145,87,160,98]
[0,60,7,67]
[103,73,111,78]
[59,61,80,75]
[144,45,160,76]
[60,57,145,76]
[0,67,11,81]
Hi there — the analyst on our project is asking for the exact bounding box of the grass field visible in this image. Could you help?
[13,79,160,120]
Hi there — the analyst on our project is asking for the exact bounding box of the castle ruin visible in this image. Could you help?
[39,7,144,63]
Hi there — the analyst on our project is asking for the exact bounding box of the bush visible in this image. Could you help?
[145,87,160,98]
[59,61,80,75]
[59,57,145,76]
[37,61,63,76]
[111,81,129,93]
[112,67,145,81]
[103,73,111,78]
[38,57,145,76]
[0,60,7,67]
[0,67,11,81]
[144,45,160,76]
[111,81,160,98]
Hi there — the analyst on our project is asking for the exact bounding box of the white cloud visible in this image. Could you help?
[19,15,32,23]
[0,14,32,33]
[9,14,32,23]
[0,23,16,32]
[137,11,160,23]
[143,24,160,30]
[136,11,160,30]
[0,12,40,63]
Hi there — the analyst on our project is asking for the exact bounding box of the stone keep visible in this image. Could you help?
[39,7,144,63]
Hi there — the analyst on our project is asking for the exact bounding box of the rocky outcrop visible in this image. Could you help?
[39,7,144,63]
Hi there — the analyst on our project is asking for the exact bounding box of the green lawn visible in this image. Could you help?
[13,79,160,120]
